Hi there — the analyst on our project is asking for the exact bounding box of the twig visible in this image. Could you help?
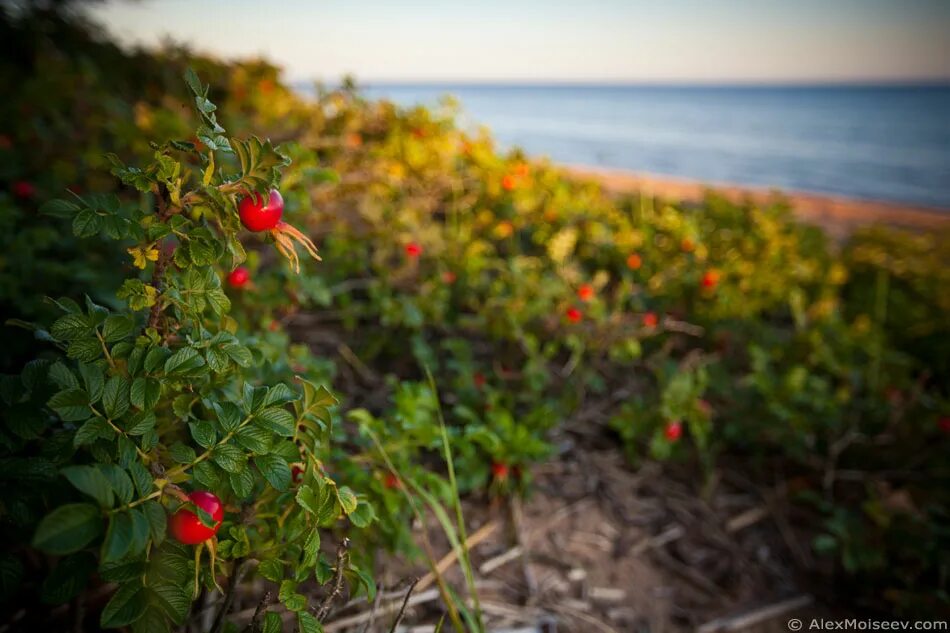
[415,519,500,593]
[387,578,420,633]
[316,538,350,620]
[629,524,684,556]
[358,584,384,633]
[479,546,524,575]
[696,595,813,633]
[322,589,441,632]
[240,591,272,633]
[211,558,249,633]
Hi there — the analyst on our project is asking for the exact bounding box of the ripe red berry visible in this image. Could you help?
[405,242,422,258]
[291,464,305,484]
[12,180,35,199]
[227,266,250,288]
[701,269,720,289]
[939,417,950,434]
[383,472,400,489]
[168,491,224,545]
[566,307,582,323]
[238,189,284,232]
[626,253,642,270]
[491,462,509,480]
[664,421,682,442]
[501,174,516,191]
[442,271,457,284]
[577,284,594,302]
[473,372,486,388]
[642,312,658,328]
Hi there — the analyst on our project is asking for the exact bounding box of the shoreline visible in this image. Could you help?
[565,165,950,239]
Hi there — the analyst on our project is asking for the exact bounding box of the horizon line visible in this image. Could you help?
[290,77,950,89]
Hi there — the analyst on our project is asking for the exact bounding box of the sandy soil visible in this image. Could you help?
[565,165,950,240]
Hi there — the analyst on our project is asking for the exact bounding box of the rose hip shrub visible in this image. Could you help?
[1,73,375,632]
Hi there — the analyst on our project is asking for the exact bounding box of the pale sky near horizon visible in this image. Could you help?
[88,0,950,83]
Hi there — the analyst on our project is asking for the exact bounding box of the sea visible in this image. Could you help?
[304,83,950,210]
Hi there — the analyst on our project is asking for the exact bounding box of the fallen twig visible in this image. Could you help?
[415,519,500,593]
[696,595,813,633]
[387,578,420,633]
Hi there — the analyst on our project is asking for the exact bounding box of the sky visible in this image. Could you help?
[88,0,950,84]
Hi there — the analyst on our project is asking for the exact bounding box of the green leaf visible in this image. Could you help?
[67,338,102,363]
[255,407,296,436]
[336,487,358,515]
[79,362,105,403]
[128,508,151,558]
[126,411,157,435]
[48,362,79,390]
[143,500,167,545]
[164,347,205,375]
[223,342,252,367]
[131,605,169,633]
[100,582,147,628]
[348,500,376,528]
[102,511,134,563]
[72,208,102,238]
[150,582,191,626]
[99,464,135,505]
[74,417,113,446]
[212,443,246,473]
[39,198,80,217]
[213,402,242,432]
[169,442,196,464]
[103,314,135,342]
[229,468,255,499]
[131,377,162,411]
[32,504,103,555]
[295,484,319,515]
[129,461,154,498]
[258,559,284,582]
[40,552,96,604]
[205,347,230,374]
[189,420,216,449]
[263,612,283,633]
[144,347,170,373]
[235,425,272,453]
[297,610,322,633]
[100,559,147,583]
[263,383,299,408]
[102,376,131,419]
[255,454,291,491]
[62,465,114,508]
[48,388,90,422]
[301,529,320,569]
[49,314,92,341]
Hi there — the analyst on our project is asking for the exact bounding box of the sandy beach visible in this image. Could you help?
[567,165,950,240]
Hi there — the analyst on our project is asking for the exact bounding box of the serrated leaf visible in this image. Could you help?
[301,529,320,568]
[258,559,284,582]
[131,377,161,411]
[102,511,134,563]
[213,402,242,432]
[295,484,319,515]
[62,465,114,508]
[255,407,295,436]
[72,208,102,238]
[79,363,105,403]
[129,461,154,497]
[48,388,90,422]
[212,443,246,473]
[348,500,376,528]
[263,383,298,408]
[143,347,170,373]
[297,610,322,633]
[99,464,135,505]
[102,314,135,342]
[48,362,79,390]
[263,612,283,633]
[151,582,191,625]
[32,504,102,555]
[235,425,272,453]
[189,420,216,449]
[164,347,205,375]
[143,501,167,545]
[73,417,113,446]
[229,468,255,499]
[126,411,157,435]
[255,454,291,491]
[102,376,131,419]
[169,442,196,464]
[41,552,97,605]
[51,313,91,341]
[336,487,358,516]
[100,582,147,628]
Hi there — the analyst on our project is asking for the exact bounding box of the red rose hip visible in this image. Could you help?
[169,491,224,545]
[491,462,509,480]
[227,266,250,288]
[238,189,284,232]
[664,421,682,442]
[565,307,582,323]
[577,284,594,302]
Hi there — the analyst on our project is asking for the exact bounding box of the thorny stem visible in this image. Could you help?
[148,188,174,333]
[210,558,249,633]
[315,538,349,621]
[387,578,419,633]
[240,591,272,633]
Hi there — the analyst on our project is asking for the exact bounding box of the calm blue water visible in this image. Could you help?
[340,84,950,209]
